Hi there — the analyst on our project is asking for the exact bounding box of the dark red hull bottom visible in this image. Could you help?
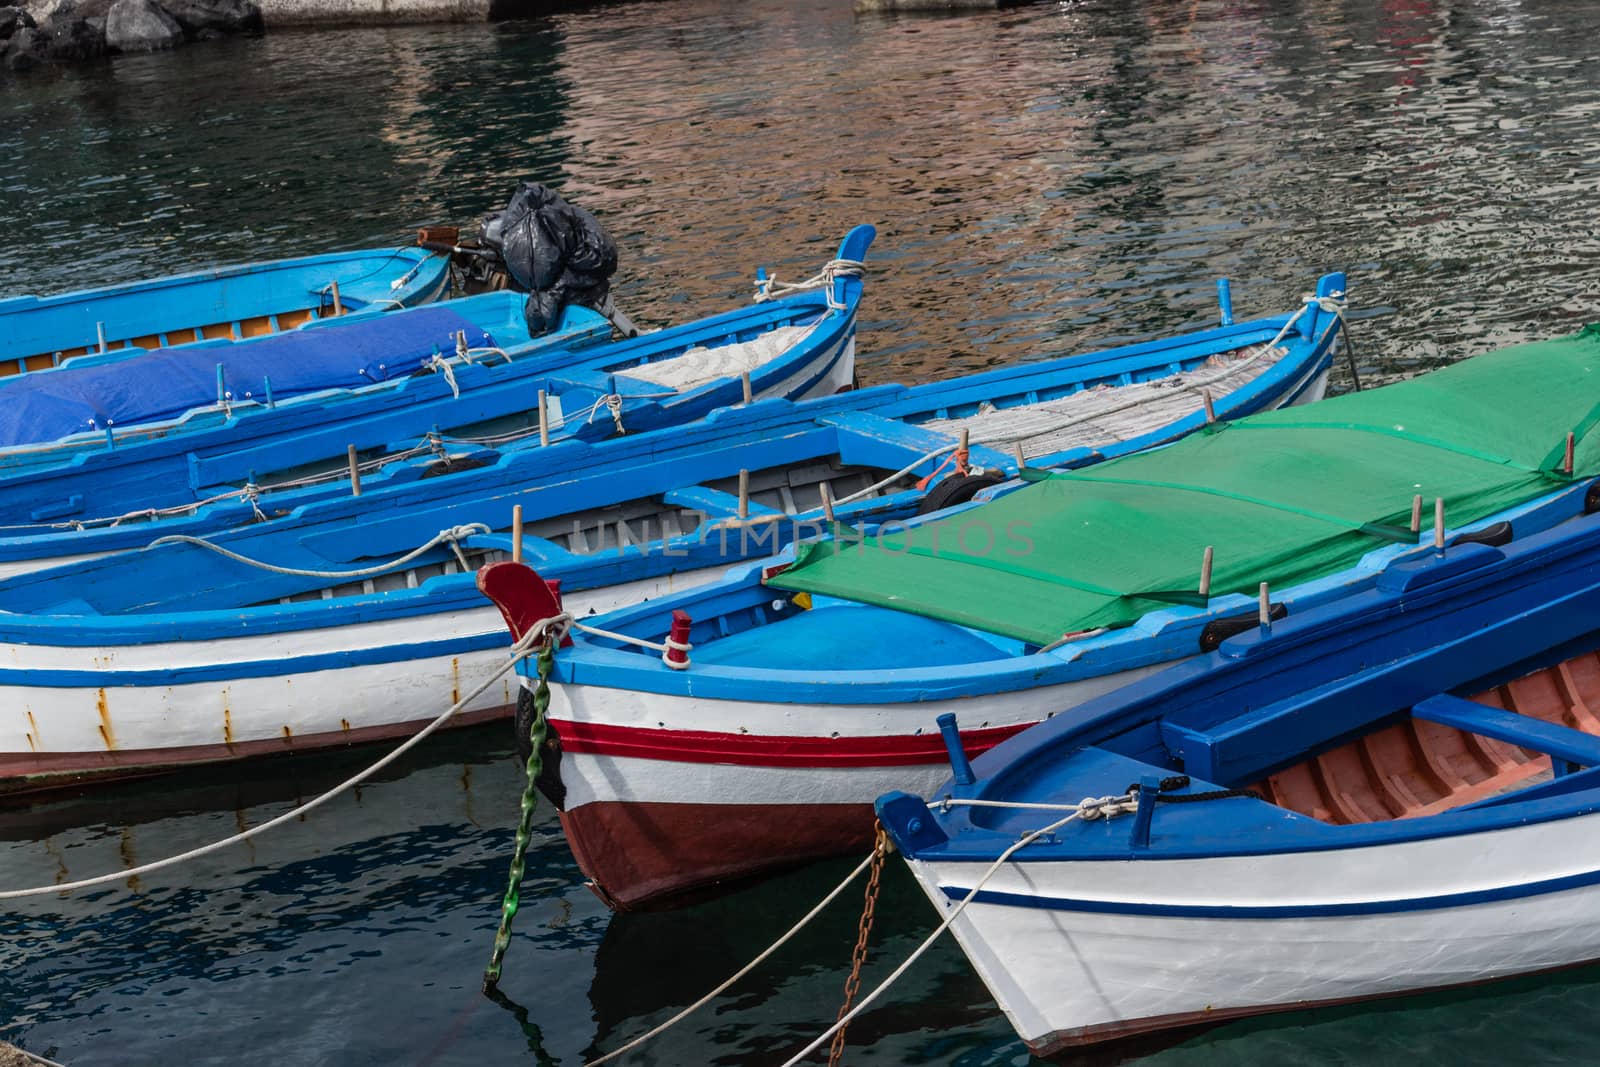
[0,704,512,798]
[559,799,878,911]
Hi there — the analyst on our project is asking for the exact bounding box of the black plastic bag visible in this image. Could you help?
[479,181,619,336]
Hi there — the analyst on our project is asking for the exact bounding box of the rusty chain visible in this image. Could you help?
[827,821,889,1067]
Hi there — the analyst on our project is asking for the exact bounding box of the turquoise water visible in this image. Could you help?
[4,0,1600,1061]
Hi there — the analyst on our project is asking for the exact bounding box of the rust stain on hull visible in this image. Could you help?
[96,689,117,750]
[25,710,39,752]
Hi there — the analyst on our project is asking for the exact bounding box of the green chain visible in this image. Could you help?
[481,640,553,993]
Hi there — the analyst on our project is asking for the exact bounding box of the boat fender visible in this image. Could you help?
[1199,604,1287,652]
[419,454,494,479]
[1586,480,1600,514]
[1452,520,1512,548]
[915,470,1009,515]
[514,686,568,811]
[1128,775,1261,804]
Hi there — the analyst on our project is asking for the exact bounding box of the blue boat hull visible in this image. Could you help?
[0,245,451,377]
[0,227,876,528]
[0,270,1327,799]
[877,486,1600,1052]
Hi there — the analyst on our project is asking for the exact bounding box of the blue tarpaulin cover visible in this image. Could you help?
[0,307,495,448]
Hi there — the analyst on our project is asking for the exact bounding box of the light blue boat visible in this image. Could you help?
[0,245,451,378]
[0,270,1336,794]
[0,227,874,527]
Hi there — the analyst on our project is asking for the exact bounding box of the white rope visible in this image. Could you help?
[426,353,461,399]
[583,850,878,1067]
[778,793,1137,1066]
[145,523,491,579]
[569,620,692,669]
[0,433,456,535]
[0,621,562,901]
[831,443,962,508]
[938,795,1142,814]
[753,258,866,310]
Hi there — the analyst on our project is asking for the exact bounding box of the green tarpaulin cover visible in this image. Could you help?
[771,326,1600,645]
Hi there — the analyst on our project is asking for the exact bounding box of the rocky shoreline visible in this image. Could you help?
[2,0,260,71]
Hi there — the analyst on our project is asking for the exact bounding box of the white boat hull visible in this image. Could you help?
[910,809,1600,1051]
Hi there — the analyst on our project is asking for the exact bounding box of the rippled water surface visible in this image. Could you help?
[4,0,1600,1062]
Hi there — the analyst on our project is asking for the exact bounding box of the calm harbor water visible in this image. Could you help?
[3,0,1600,1062]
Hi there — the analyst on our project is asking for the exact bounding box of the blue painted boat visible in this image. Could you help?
[0,245,451,379]
[0,272,1338,794]
[0,227,873,527]
[876,490,1600,1053]
[492,323,1600,908]
[0,270,1340,575]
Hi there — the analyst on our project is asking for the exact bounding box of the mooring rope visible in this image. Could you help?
[583,850,879,1067]
[145,524,491,579]
[568,619,692,669]
[777,793,1137,1066]
[753,258,866,310]
[0,624,553,901]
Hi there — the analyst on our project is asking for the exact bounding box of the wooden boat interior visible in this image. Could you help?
[8,305,344,379]
[1062,639,1600,831]
[916,341,1285,458]
[1252,653,1600,824]
[234,454,921,606]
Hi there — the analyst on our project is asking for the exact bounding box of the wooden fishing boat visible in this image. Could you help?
[0,227,872,527]
[0,272,1334,794]
[490,322,1600,909]
[0,245,451,379]
[0,270,1336,578]
[876,493,1600,1052]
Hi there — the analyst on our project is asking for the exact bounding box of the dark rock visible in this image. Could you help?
[161,0,258,37]
[42,14,106,60]
[50,0,114,21]
[104,0,180,50]
[2,23,46,66]
[0,6,36,39]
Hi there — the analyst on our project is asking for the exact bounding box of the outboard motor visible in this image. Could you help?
[477,181,624,337]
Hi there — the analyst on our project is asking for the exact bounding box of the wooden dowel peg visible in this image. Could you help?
[958,428,970,454]
[330,280,344,316]
[537,389,550,447]
[347,444,362,497]
[1410,494,1423,534]
[1202,390,1216,424]
[1199,546,1214,599]
[741,371,753,404]
[511,505,524,563]
[1564,431,1576,475]
[1434,497,1445,550]
[1013,441,1026,471]
[738,469,750,521]
[1258,582,1271,629]
[819,482,836,523]
[95,321,108,353]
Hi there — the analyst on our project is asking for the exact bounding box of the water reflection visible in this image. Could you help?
[4,0,1600,1062]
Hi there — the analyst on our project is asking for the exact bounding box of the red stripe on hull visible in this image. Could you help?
[550,719,1030,768]
[559,798,877,910]
[0,704,512,797]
